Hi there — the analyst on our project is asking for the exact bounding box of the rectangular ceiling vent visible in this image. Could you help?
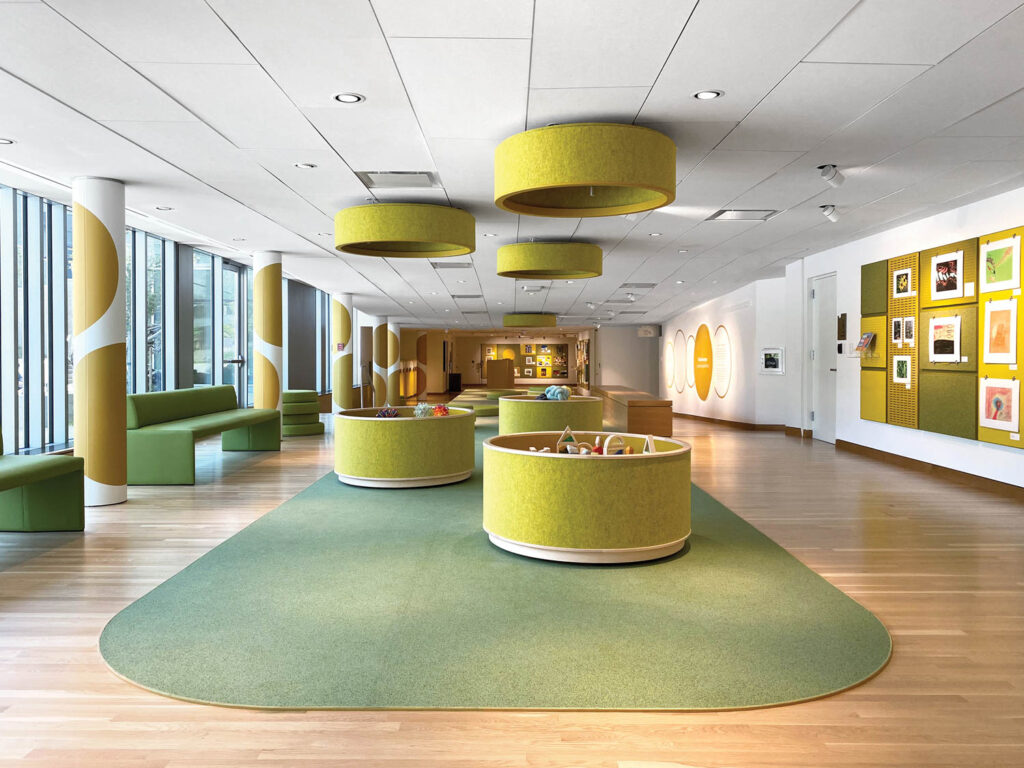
[431,261,472,269]
[462,310,490,315]
[356,171,441,189]
[604,298,633,304]
[619,310,646,315]
[620,283,657,290]
[451,294,483,300]
[706,209,779,221]
[520,285,545,293]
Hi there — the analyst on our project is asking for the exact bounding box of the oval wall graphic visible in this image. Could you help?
[673,329,686,393]
[664,339,675,390]
[693,324,713,400]
[685,334,696,388]
[713,324,732,398]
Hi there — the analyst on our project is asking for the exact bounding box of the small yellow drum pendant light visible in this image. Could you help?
[503,313,557,328]
[334,203,475,257]
[494,123,676,217]
[497,241,602,280]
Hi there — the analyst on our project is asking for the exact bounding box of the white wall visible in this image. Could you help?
[595,326,659,394]
[658,279,787,425]
[787,185,1024,486]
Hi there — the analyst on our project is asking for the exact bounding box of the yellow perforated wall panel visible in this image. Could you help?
[888,253,919,429]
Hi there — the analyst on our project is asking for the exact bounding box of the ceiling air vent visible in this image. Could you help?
[451,294,483,300]
[620,282,656,290]
[706,209,779,221]
[431,261,473,269]
[604,299,633,304]
[619,310,646,315]
[520,285,545,293]
[356,171,441,189]
[462,310,490,315]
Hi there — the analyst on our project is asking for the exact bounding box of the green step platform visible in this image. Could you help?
[282,391,325,437]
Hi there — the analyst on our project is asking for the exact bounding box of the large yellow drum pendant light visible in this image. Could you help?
[334,203,475,257]
[503,313,557,328]
[494,123,676,217]
[497,242,602,280]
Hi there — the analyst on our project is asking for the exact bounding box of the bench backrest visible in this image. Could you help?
[127,386,239,429]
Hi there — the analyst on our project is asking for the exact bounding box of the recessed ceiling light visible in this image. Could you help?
[648,232,662,237]
[457,279,467,284]
[333,92,365,104]
[0,138,15,145]
[318,232,331,237]
[155,206,174,211]
[706,209,779,221]
[497,301,503,305]
[675,280,684,284]
[444,308,450,312]
[566,280,574,284]
[232,237,246,242]
[408,300,414,304]
[294,162,318,169]
[693,90,724,100]
[482,233,498,237]
[430,291,438,295]
[677,248,688,254]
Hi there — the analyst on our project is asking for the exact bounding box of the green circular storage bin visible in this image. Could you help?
[485,389,521,400]
[497,395,602,435]
[483,431,691,563]
[334,407,475,488]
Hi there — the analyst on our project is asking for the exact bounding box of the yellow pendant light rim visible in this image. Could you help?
[497,241,602,280]
[334,203,476,258]
[503,313,558,328]
[494,122,676,218]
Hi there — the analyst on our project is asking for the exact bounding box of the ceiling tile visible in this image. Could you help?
[941,88,1024,137]
[527,87,649,129]
[373,0,534,38]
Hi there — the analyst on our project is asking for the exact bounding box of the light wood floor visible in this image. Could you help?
[1,416,1022,767]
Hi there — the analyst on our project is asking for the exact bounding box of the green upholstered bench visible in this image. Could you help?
[127,386,280,485]
[282,390,325,437]
[0,430,84,532]
[448,393,499,417]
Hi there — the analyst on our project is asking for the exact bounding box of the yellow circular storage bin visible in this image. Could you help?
[334,407,475,488]
[483,431,691,563]
[497,395,602,435]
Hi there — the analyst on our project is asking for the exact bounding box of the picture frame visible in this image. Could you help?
[930,250,963,300]
[903,316,915,346]
[891,317,903,344]
[759,347,784,374]
[525,356,534,364]
[893,355,912,384]
[855,332,875,353]
[928,315,961,363]
[524,344,533,354]
[893,267,913,298]
[524,368,533,377]
[979,377,1019,432]
[980,235,1021,294]
[540,345,550,353]
[983,298,1017,365]
[485,346,494,355]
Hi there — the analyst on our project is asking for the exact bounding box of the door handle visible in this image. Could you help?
[829,368,837,372]
[223,358,245,365]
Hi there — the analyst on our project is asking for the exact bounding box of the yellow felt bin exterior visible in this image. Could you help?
[861,369,887,423]
[497,395,603,435]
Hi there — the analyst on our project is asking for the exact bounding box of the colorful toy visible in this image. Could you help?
[555,425,576,453]
[432,404,450,416]
[414,402,434,418]
[545,385,571,401]
[376,407,400,418]
[603,434,626,456]
[535,392,548,400]
[642,434,657,454]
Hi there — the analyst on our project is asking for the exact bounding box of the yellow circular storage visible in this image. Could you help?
[483,432,691,563]
[333,203,475,257]
[497,395,602,435]
[334,407,475,488]
[497,242,602,280]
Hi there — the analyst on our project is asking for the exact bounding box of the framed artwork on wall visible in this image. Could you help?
[485,346,494,355]
[524,344,533,354]
[983,298,1017,364]
[891,317,903,343]
[931,250,963,300]
[760,347,784,374]
[514,367,520,376]
[979,377,1019,432]
[893,267,913,298]
[980,236,1021,293]
[903,316,915,346]
[928,315,961,363]
[524,368,534,377]
[525,356,534,364]
[893,355,912,384]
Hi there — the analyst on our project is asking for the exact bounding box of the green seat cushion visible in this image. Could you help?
[450,397,499,417]
[127,386,239,429]
[282,390,318,403]
[282,402,319,416]
[282,412,320,425]
[282,422,325,437]
[0,454,84,493]
[139,408,279,440]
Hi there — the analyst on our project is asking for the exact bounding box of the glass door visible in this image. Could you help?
[222,263,245,407]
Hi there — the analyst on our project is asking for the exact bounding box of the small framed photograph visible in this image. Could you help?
[540,344,550,353]
[524,367,534,377]
[979,377,1019,432]
[893,355,912,384]
[931,250,963,300]
[760,347,784,374]
[903,316,915,346]
[513,367,520,376]
[891,317,903,343]
[983,298,1017,365]
[525,356,534,364]
[485,346,494,355]
[893,267,913,298]
[929,315,961,363]
[524,344,533,354]
[981,235,1021,293]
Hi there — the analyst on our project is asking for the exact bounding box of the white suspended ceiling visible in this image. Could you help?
[1,0,1024,328]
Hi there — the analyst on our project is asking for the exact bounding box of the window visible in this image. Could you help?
[145,234,164,391]
[192,250,214,387]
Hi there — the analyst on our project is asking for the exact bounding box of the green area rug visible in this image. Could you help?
[99,425,890,710]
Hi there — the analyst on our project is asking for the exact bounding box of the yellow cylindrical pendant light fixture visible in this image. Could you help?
[497,241,602,280]
[503,313,558,328]
[334,203,475,257]
[494,123,676,217]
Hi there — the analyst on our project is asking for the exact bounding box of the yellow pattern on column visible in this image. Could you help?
[386,320,401,405]
[72,177,127,506]
[415,331,428,399]
[372,317,388,407]
[254,251,283,411]
[331,293,354,411]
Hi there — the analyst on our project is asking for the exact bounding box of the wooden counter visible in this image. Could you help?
[593,386,673,436]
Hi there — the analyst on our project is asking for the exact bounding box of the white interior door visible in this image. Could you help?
[810,274,837,443]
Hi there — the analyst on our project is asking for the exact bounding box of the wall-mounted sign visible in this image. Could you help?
[693,324,713,400]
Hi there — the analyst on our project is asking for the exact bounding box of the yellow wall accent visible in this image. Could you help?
[977,225,1024,448]
[497,242,602,279]
[253,253,283,411]
[887,253,919,429]
[334,203,475,257]
[919,238,978,310]
[859,315,887,369]
[255,353,280,414]
[255,263,282,347]
[71,204,118,332]
[860,368,887,423]
[693,323,713,401]
[372,319,389,406]
[494,123,676,217]
[75,342,127,487]
[331,294,355,410]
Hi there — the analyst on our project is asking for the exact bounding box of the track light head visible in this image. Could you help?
[817,164,844,188]
[820,204,839,223]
